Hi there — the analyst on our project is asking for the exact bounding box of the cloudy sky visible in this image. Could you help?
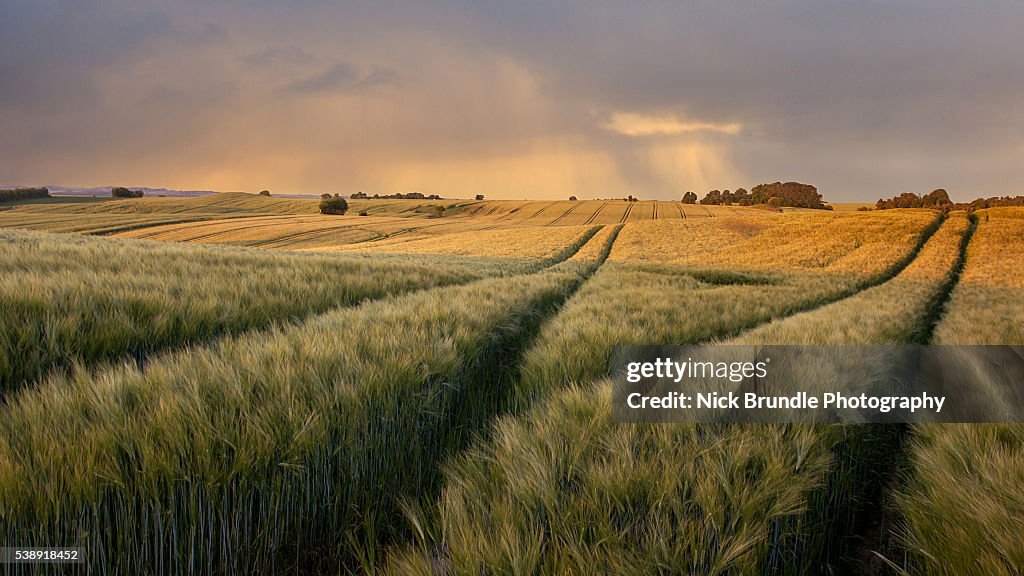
[2,0,1023,201]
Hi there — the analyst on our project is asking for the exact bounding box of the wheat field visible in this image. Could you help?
[896,207,1024,575]
[0,193,1021,574]
[386,212,971,574]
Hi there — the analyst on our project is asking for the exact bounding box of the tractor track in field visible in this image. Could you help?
[378,224,622,565]
[120,216,303,242]
[548,202,582,226]
[718,212,947,343]
[582,202,608,225]
[494,205,524,223]
[52,226,606,389]
[652,202,659,220]
[619,202,634,224]
[844,213,979,576]
[676,202,687,219]
[78,216,219,236]
[522,202,558,223]
[251,225,375,249]
[168,219,348,245]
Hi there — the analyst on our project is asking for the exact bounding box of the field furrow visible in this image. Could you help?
[897,207,1024,576]
[0,268,587,574]
[389,213,969,575]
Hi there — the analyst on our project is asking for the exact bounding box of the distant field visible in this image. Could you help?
[0,193,765,251]
[0,194,1020,574]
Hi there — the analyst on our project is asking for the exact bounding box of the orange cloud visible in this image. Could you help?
[602,113,742,137]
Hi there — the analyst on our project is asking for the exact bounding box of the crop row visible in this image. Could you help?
[0,219,627,574]
[387,213,969,573]
[0,229,477,394]
[0,269,591,574]
[899,207,1024,575]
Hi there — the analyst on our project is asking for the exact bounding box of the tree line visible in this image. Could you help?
[682,182,830,210]
[349,191,442,200]
[0,187,50,202]
[874,189,1024,212]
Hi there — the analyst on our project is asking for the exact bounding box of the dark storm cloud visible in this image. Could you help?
[2,0,1023,199]
[0,3,172,110]
[454,1,1024,142]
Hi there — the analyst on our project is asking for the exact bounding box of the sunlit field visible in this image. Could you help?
[0,193,1021,574]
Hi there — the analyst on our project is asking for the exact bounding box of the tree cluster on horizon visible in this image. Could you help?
[349,191,442,200]
[874,189,1024,212]
[0,187,49,202]
[112,186,144,199]
[691,182,830,210]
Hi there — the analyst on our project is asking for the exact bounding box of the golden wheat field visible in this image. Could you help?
[0,192,1022,574]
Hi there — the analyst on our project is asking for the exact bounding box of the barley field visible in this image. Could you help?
[0,228,474,394]
[386,212,971,574]
[0,193,1021,574]
[897,207,1024,575]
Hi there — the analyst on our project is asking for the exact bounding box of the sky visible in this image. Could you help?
[2,1,1023,202]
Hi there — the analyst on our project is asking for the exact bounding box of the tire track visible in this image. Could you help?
[253,225,376,249]
[132,218,297,243]
[548,202,583,226]
[582,202,609,225]
[125,215,298,241]
[619,202,635,223]
[718,212,947,342]
[495,205,524,222]
[523,201,556,223]
[920,213,978,344]
[31,226,598,394]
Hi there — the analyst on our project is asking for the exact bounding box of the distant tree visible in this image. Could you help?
[922,188,952,209]
[682,191,698,204]
[0,187,49,202]
[319,197,349,215]
[767,196,783,208]
[112,187,143,198]
[321,193,332,200]
[700,190,722,205]
[877,192,923,210]
[750,182,825,209]
[259,190,271,196]
[569,195,578,201]
[475,194,485,201]
[350,191,368,199]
